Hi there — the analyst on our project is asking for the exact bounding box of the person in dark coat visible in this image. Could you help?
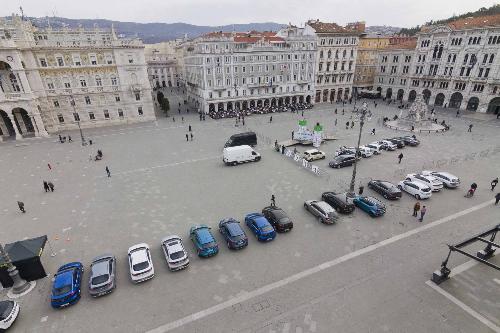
[490,177,498,191]
[43,181,49,192]
[48,182,54,192]
[495,193,500,205]
[185,133,189,142]
[18,201,25,213]
[398,153,404,164]
[105,166,111,177]
[271,195,276,207]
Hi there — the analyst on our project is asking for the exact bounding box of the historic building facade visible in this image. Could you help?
[353,34,390,92]
[375,14,500,113]
[145,40,185,89]
[305,20,364,103]
[0,15,154,141]
[184,26,317,113]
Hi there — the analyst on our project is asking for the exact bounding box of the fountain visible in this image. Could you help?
[385,95,445,132]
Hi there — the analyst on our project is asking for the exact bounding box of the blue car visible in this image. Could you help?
[353,195,386,217]
[51,262,83,308]
[219,218,248,250]
[190,225,219,257]
[245,213,276,242]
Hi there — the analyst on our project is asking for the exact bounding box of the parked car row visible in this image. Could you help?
[49,207,294,309]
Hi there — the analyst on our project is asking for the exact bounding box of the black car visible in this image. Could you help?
[321,192,355,214]
[262,206,293,232]
[368,180,402,200]
[224,132,257,148]
[329,155,356,168]
[399,136,420,146]
[387,138,405,148]
[218,218,248,250]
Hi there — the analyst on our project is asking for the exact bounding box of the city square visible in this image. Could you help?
[1,96,499,332]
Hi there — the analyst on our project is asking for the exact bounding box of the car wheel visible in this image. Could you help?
[227,241,231,249]
[415,194,421,200]
[368,183,373,189]
[232,162,237,166]
[398,185,403,190]
[321,156,326,160]
[318,216,323,223]
[304,203,308,210]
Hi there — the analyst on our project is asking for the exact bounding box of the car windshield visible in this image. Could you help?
[0,301,14,320]
[261,225,274,233]
[53,284,72,296]
[169,251,185,260]
[279,217,290,224]
[422,187,431,192]
[133,261,149,271]
[91,274,109,285]
[202,241,216,249]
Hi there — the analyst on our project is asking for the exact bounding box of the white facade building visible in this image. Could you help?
[145,41,185,89]
[184,26,317,114]
[0,15,154,141]
[305,20,364,103]
[375,14,500,114]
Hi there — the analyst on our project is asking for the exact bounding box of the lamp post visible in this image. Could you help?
[0,243,31,295]
[348,102,369,197]
[70,96,86,146]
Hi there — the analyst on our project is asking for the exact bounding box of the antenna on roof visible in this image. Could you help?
[19,6,24,20]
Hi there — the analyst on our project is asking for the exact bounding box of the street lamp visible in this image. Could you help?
[70,96,86,146]
[348,102,369,197]
[0,243,31,295]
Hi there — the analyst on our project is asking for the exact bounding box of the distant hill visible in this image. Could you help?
[400,4,500,36]
[23,16,286,43]
[364,26,402,36]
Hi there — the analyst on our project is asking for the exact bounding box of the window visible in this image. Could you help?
[111,76,117,86]
[57,114,64,123]
[95,76,102,86]
[47,79,54,89]
[73,113,80,121]
[135,92,141,101]
[40,58,47,67]
[85,96,91,105]
[53,100,60,107]
[490,54,495,63]
[56,57,64,66]
[105,54,113,64]
[138,106,143,115]
[485,68,490,78]
[118,109,124,118]
[89,112,95,120]
[128,55,134,64]
[80,78,87,87]
[90,54,97,65]
[115,95,120,102]
[104,110,109,119]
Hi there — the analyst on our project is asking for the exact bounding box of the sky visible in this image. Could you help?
[2,0,498,28]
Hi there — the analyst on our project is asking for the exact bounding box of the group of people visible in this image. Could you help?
[43,180,55,192]
[58,134,72,143]
[208,102,313,120]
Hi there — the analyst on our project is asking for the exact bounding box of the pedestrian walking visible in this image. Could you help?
[351,121,354,128]
[68,135,72,142]
[301,110,304,117]
[468,124,473,132]
[413,201,420,217]
[491,177,498,191]
[371,128,376,135]
[59,134,63,143]
[89,154,93,162]
[17,201,25,213]
[181,117,184,123]
[398,153,404,164]
[43,181,49,192]
[190,133,193,141]
[271,195,276,207]
[335,119,338,126]
[173,117,175,122]
[345,121,349,130]
[89,139,93,145]
[281,145,285,154]
[188,125,192,132]
[47,163,52,170]
[419,206,426,222]
[199,114,202,121]
[269,116,273,123]
[342,109,345,115]
[358,185,364,195]
[495,193,500,205]
[185,133,189,142]
[203,114,206,121]
[178,108,181,114]
[456,110,460,117]
[335,108,338,114]
[48,182,54,192]
[105,166,111,178]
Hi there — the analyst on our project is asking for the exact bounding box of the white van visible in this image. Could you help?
[223,145,261,166]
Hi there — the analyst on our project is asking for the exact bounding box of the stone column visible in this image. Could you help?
[33,112,49,137]
[8,114,23,140]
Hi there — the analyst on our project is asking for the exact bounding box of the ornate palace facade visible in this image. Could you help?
[0,15,154,141]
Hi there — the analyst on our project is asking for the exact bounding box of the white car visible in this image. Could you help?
[422,171,461,188]
[0,300,19,331]
[358,146,374,158]
[303,149,326,162]
[398,180,432,199]
[161,236,189,271]
[366,142,383,155]
[128,243,155,283]
[406,173,443,192]
[378,140,397,151]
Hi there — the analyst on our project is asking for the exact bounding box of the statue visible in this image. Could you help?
[404,95,428,123]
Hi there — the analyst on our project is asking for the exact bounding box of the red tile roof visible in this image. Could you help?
[422,14,500,32]
[201,31,284,43]
[381,39,417,50]
[307,20,364,33]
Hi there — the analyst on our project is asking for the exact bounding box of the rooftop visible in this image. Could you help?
[307,20,364,34]
[421,13,500,32]
[381,39,417,50]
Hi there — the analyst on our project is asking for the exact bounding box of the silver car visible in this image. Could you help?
[161,236,189,271]
[89,254,116,297]
[304,200,339,224]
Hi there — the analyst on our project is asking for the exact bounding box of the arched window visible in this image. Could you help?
[432,45,438,58]
[490,54,495,63]
[95,75,102,86]
[342,50,346,58]
[327,50,331,58]
[438,45,443,58]
[130,73,137,84]
[319,50,323,58]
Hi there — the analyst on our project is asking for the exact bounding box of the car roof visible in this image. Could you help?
[54,270,74,287]
[254,216,270,227]
[195,228,215,243]
[128,243,149,253]
[315,201,333,211]
[165,239,184,252]
[161,235,182,244]
[226,222,244,235]
[304,149,320,153]
[91,260,110,276]
[129,247,148,263]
